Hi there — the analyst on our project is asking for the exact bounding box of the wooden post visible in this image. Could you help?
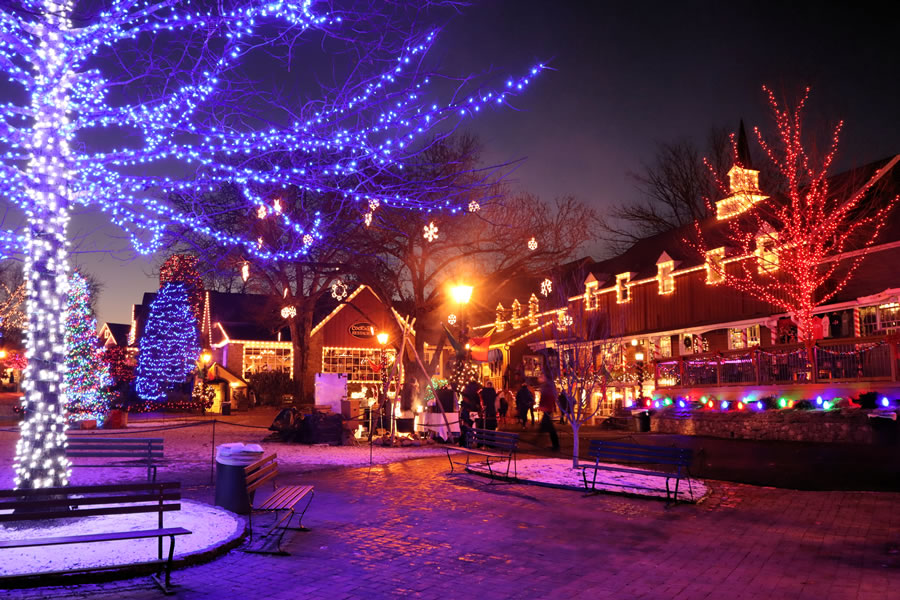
[890,340,898,382]
[753,349,761,385]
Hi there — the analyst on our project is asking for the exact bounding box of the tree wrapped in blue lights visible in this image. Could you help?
[64,273,112,426]
[135,283,201,405]
[1,1,541,487]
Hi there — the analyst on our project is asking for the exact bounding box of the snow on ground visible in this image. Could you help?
[0,500,242,576]
[0,411,448,489]
[467,458,708,502]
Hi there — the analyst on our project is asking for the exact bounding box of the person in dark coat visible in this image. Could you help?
[480,381,498,431]
[515,383,534,428]
[538,375,560,451]
[558,390,570,424]
[458,381,481,446]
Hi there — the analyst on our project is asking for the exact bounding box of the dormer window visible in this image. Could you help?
[495,303,505,332]
[756,231,779,274]
[511,299,522,329]
[616,273,631,304]
[656,252,675,295]
[705,247,725,284]
[528,294,539,325]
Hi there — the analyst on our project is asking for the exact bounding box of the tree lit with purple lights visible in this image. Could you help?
[0,0,542,488]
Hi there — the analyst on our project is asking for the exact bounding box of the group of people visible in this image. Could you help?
[455,375,561,452]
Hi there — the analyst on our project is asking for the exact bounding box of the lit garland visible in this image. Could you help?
[63,273,112,426]
[0,1,543,486]
[135,283,201,403]
[191,379,216,411]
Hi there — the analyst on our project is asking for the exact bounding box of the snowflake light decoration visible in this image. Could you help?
[540,278,552,297]
[468,200,480,213]
[364,212,373,227]
[528,237,538,251]
[257,205,267,219]
[241,262,250,282]
[331,280,349,301]
[447,314,457,325]
[273,199,282,214]
[281,306,297,319]
[424,221,439,243]
[369,199,381,211]
[302,234,314,246]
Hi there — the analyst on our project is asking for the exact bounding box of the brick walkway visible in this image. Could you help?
[5,455,900,599]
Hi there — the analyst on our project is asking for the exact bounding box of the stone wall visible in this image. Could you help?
[650,409,898,444]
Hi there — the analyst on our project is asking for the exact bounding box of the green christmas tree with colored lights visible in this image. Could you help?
[64,273,113,425]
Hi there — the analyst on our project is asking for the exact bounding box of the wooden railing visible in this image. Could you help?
[654,335,899,389]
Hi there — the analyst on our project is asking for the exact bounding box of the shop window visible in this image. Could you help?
[658,336,672,358]
[243,345,293,378]
[729,325,760,350]
[859,306,877,337]
[879,303,900,333]
[322,347,397,384]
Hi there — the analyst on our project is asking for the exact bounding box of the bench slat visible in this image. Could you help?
[258,486,313,510]
[0,527,191,550]
[0,492,181,512]
[0,482,179,498]
[0,503,181,523]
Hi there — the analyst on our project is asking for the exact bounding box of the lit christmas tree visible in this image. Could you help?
[64,273,113,426]
[0,2,541,488]
[135,283,201,405]
[159,254,204,325]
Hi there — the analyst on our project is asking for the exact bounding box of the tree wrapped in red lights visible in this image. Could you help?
[693,87,898,360]
[159,255,204,325]
[64,273,112,425]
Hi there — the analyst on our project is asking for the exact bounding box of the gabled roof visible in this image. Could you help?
[99,322,130,347]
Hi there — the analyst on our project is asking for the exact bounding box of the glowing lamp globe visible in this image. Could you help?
[376,332,389,346]
[450,285,473,305]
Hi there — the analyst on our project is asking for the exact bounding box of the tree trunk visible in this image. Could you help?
[571,422,580,469]
[290,309,314,407]
[15,211,72,489]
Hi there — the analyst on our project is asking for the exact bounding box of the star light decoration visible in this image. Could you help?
[447,313,457,325]
[0,0,544,488]
[540,278,552,297]
[423,221,439,243]
[528,237,538,251]
[331,279,349,301]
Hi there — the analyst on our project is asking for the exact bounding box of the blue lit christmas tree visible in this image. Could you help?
[135,283,201,405]
[2,1,541,487]
[64,273,112,426]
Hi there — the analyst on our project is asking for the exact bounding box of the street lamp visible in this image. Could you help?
[450,285,473,305]
[372,332,390,463]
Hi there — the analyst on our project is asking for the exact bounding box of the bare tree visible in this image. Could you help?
[598,127,732,255]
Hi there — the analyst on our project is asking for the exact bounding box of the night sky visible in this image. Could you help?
[64,0,899,325]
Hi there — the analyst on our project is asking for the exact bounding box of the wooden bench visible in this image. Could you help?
[446,428,519,481]
[243,453,314,555]
[66,437,165,482]
[0,481,190,594]
[581,440,694,502]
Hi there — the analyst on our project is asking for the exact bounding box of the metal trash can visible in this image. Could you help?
[214,443,264,514]
[221,401,232,416]
[632,409,651,433]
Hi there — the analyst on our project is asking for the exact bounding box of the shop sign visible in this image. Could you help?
[349,322,375,339]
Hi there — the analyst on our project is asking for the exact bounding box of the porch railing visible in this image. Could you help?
[654,335,899,389]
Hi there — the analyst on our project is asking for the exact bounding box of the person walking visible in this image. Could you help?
[498,388,510,426]
[480,380,498,431]
[538,374,560,451]
[515,382,533,428]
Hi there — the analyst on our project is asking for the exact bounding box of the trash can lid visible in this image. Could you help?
[216,442,264,466]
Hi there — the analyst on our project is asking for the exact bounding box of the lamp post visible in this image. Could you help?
[374,332,389,462]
